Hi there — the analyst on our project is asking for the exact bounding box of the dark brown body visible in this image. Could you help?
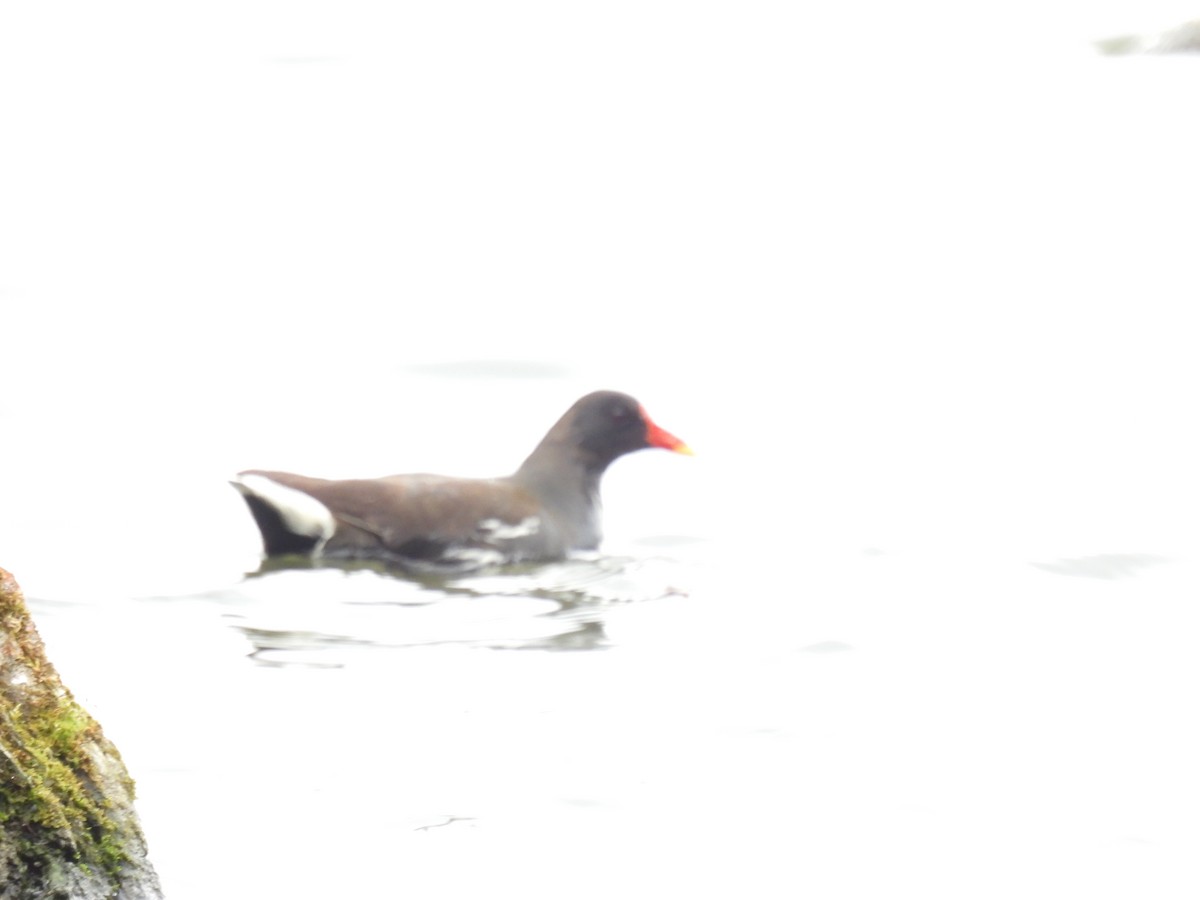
[237,470,575,567]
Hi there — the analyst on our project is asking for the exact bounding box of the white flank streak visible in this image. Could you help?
[445,547,507,567]
[477,516,541,540]
[236,474,336,548]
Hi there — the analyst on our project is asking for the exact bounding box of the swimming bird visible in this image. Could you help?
[232,390,692,571]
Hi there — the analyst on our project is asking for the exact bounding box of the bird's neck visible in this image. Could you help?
[513,446,605,550]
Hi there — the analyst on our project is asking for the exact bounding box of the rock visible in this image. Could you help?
[1096,19,1200,55]
[0,567,162,899]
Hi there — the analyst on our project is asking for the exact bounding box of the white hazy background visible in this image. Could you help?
[3,0,1199,569]
[3,2,1200,898]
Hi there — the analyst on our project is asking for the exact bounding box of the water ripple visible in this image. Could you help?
[220,555,691,665]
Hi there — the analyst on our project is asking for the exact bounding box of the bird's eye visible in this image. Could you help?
[610,404,632,421]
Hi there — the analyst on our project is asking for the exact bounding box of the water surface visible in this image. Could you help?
[4,3,1200,897]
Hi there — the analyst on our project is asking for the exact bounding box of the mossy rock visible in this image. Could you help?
[1,567,161,899]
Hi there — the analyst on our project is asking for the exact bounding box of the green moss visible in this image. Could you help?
[1,571,139,888]
[2,700,132,879]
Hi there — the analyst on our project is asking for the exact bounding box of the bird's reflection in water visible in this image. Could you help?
[226,553,687,665]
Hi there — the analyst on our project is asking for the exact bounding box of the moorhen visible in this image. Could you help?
[232,390,692,570]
